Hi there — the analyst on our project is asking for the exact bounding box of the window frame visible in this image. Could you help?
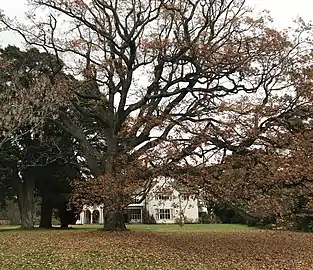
[155,194,170,200]
[130,209,142,220]
[156,208,172,220]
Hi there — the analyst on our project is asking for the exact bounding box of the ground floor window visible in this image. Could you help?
[156,209,172,220]
[130,209,142,220]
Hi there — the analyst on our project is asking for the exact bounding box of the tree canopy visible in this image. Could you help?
[1,0,313,230]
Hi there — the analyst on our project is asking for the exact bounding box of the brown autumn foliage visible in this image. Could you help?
[71,156,156,212]
[2,0,313,230]
[2,228,313,269]
[192,116,313,225]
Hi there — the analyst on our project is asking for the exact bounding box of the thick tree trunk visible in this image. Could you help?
[12,163,35,229]
[18,179,35,229]
[58,202,77,228]
[103,210,127,231]
[103,128,127,231]
[58,205,69,228]
[39,199,53,228]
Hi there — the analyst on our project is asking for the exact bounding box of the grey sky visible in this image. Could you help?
[1,0,312,46]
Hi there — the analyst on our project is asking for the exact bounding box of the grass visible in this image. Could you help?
[127,223,251,232]
[71,223,251,232]
[0,224,312,269]
[0,225,20,232]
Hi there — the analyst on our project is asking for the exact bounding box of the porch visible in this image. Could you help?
[125,206,143,224]
[77,206,144,225]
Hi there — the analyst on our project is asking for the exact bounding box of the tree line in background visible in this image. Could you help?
[1,0,313,231]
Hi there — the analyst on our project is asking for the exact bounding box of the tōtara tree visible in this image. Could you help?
[0,45,71,149]
[0,46,72,228]
[2,0,313,230]
[35,126,80,229]
[0,123,78,229]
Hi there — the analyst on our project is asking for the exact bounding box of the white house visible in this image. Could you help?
[76,177,199,224]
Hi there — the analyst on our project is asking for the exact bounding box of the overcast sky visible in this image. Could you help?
[1,0,312,46]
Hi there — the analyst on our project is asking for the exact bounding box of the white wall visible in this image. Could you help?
[76,205,104,225]
[145,177,199,224]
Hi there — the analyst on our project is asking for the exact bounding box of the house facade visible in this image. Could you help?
[76,178,199,225]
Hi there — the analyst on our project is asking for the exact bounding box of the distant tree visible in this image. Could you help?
[37,155,81,229]
[0,45,71,149]
[0,46,73,228]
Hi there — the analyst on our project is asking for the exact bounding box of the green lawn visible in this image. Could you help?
[71,223,252,232]
[128,223,251,232]
[0,224,312,269]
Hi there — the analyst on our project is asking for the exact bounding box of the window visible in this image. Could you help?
[156,209,172,220]
[155,194,170,200]
[130,209,142,220]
